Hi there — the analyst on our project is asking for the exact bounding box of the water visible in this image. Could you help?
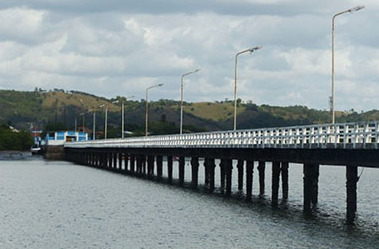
[0,153,378,248]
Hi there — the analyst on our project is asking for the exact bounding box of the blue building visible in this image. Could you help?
[46,131,89,146]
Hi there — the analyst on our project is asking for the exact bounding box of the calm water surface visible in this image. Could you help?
[0,153,378,248]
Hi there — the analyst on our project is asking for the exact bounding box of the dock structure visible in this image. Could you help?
[64,121,379,224]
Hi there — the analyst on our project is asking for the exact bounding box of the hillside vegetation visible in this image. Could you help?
[1,89,378,137]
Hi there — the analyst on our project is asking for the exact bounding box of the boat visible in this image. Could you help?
[31,144,42,155]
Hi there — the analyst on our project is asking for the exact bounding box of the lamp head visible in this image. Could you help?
[249,46,262,53]
[350,5,365,12]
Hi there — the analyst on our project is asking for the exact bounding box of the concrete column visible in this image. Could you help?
[237,160,244,192]
[167,156,173,183]
[246,160,254,202]
[108,153,112,170]
[179,156,185,186]
[136,155,143,174]
[113,153,118,171]
[219,160,226,194]
[141,155,146,175]
[157,155,163,181]
[272,161,281,207]
[346,165,358,224]
[208,158,216,193]
[312,164,320,208]
[258,161,266,197]
[303,163,317,214]
[147,155,155,177]
[129,155,135,173]
[191,157,199,189]
[281,161,289,201]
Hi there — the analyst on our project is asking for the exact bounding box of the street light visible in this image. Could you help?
[99,104,108,139]
[82,109,96,140]
[86,109,96,140]
[121,96,134,139]
[331,5,365,124]
[79,112,86,132]
[145,83,164,136]
[234,46,262,130]
[180,69,200,135]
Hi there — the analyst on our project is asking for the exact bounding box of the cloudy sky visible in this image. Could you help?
[0,0,377,112]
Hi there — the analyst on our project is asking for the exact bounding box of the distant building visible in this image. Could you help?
[46,131,89,146]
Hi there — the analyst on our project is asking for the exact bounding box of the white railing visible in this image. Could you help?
[64,121,379,150]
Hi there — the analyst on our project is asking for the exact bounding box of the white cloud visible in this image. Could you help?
[0,0,378,113]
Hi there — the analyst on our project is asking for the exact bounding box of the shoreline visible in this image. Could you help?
[0,150,35,160]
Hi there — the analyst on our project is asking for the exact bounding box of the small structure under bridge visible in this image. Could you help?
[64,121,379,224]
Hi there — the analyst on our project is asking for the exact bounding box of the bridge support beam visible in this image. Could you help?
[130,155,135,173]
[346,165,358,224]
[303,163,319,214]
[119,153,123,171]
[167,156,173,183]
[157,156,163,181]
[219,160,225,194]
[246,160,254,202]
[272,161,281,207]
[107,153,110,169]
[147,155,155,178]
[205,158,215,193]
[237,160,244,192]
[258,161,266,197]
[179,157,185,186]
[191,157,199,189]
[281,161,289,201]
[136,155,144,175]
[113,153,118,171]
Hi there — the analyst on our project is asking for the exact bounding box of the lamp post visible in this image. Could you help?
[180,69,200,135]
[83,110,96,140]
[145,84,164,136]
[74,117,77,133]
[79,112,86,132]
[99,104,108,139]
[234,46,261,130]
[91,110,96,140]
[122,96,134,139]
[331,5,364,124]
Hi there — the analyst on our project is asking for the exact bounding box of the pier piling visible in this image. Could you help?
[346,165,358,224]
[246,160,254,202]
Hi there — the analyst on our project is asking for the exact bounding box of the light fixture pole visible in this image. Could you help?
[180,69,200,135]
[122,96,134,139]
[331,5,365,124]
[79,112,86,132]
[234,46,261,130]
[145,84,164,136]
[92,110,96,140]
[99,104,108,139]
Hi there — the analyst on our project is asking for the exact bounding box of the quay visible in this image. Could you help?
[64,121,379,224]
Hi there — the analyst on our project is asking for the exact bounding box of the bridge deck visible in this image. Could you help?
[65,121,379,150]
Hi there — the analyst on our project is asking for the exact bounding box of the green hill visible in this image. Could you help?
[0,89,378,137]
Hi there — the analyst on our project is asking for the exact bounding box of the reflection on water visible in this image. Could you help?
[0,157,378,248]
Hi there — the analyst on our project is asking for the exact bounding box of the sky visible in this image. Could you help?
[0,0,377,112]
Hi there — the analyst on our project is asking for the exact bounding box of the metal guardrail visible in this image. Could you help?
[64,121,379,150]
